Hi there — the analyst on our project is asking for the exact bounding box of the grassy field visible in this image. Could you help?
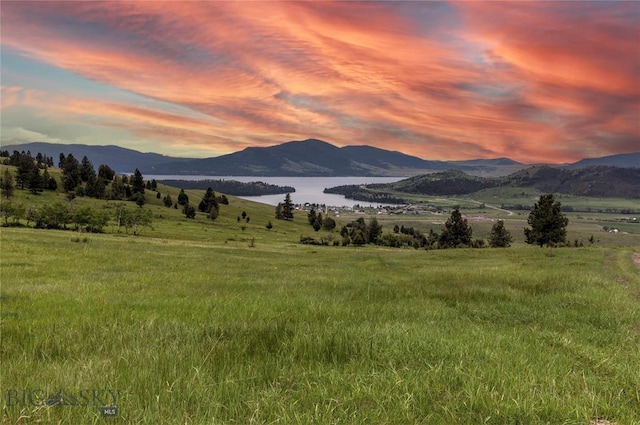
[1,177,640,424]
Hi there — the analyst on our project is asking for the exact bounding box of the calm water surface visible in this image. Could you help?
[148,176,405,207]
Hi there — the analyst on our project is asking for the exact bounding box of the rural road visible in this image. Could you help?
[465,199,514,216]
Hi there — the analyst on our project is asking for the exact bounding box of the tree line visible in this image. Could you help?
[1,150,229,232]
[0,200,153,235]
[295,193,572,249]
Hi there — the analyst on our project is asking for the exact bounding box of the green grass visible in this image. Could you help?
[1,176,639,423]
[2,223,639,423]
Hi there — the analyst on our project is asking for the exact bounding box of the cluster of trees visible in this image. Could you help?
[0,200,152,235]
[385,225,438,249]
[307,207,336,232]
[56,153,162,209]
[2,150,160,209]
[174,187,228,220]
[300,194,569,250]
[3,151,57,195]
[57,153,117,199]
[339,217,383,246]
[158,179,294,196]
[237,210,250,224]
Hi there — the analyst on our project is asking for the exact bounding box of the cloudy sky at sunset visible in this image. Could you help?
[1,1,638,163]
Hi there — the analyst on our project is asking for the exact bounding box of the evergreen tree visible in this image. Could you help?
[366,217,383,244]
[282,193,294,220]
[61,154,81,192]
[27,166,43,194]
[156,191,161,199]
[183,203,196,219]
[208,206,219,221]
[322,216,336,231]
[91,177,107,199]
[198,188,219,213]
[351,229,366,246]
[266,220,273,230]
[488,220,513,248]
[1,169,15,198]
[16,154,35,190]
[524,194,568,247]
[307,208,317,225]
[85,174,98,198]
[98,164,115,181]
[163,193,173,207]
[177,189,189,206]
[438,208,472,248]
[80,156,96,183]
[131,168,145,195]
[275,203,283,220]
[110,175,126,200]
[133,192,145,207]
[42,169,53,191]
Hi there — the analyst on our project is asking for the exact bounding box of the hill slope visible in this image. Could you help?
[564,152,640,169]
[327,166,640,200]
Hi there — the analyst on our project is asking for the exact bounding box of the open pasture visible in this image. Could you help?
[1,225,639,424]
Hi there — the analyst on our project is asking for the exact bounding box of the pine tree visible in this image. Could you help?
[27,166,43,194]
[322,216,336,231]
[307,208,317,225]
[16,154,35,190]
[177,189,189,206]
[524,194,568,247]
[98,164,115,181]
[1,168,15,198]
[281,193,294,220]
[131,168,145,195]
[438,208,472,248]
[488,220,513,248]
[80,156,96,183]
[208,206,219,221]
[198,188,218,213]
[366,217,383,244]
[61,154,81,192]
[183,203,196,219]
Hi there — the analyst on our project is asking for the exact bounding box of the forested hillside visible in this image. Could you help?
[326,165,640,201]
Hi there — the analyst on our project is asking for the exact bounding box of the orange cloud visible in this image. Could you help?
[1,1,638,163]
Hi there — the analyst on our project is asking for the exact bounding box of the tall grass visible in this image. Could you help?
[1,227,639,424]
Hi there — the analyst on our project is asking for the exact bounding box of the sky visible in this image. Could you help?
[1,1,638,164]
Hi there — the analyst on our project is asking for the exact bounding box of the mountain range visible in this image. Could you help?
[2,139,638,177]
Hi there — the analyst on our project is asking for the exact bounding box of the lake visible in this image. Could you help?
[147,176,406,207]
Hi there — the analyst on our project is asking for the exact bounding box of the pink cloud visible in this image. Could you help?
[1,1,638,163]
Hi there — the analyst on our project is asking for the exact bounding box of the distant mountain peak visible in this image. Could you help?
[5,140,633,177]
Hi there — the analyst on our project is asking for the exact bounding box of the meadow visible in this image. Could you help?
[1,180,640,424]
